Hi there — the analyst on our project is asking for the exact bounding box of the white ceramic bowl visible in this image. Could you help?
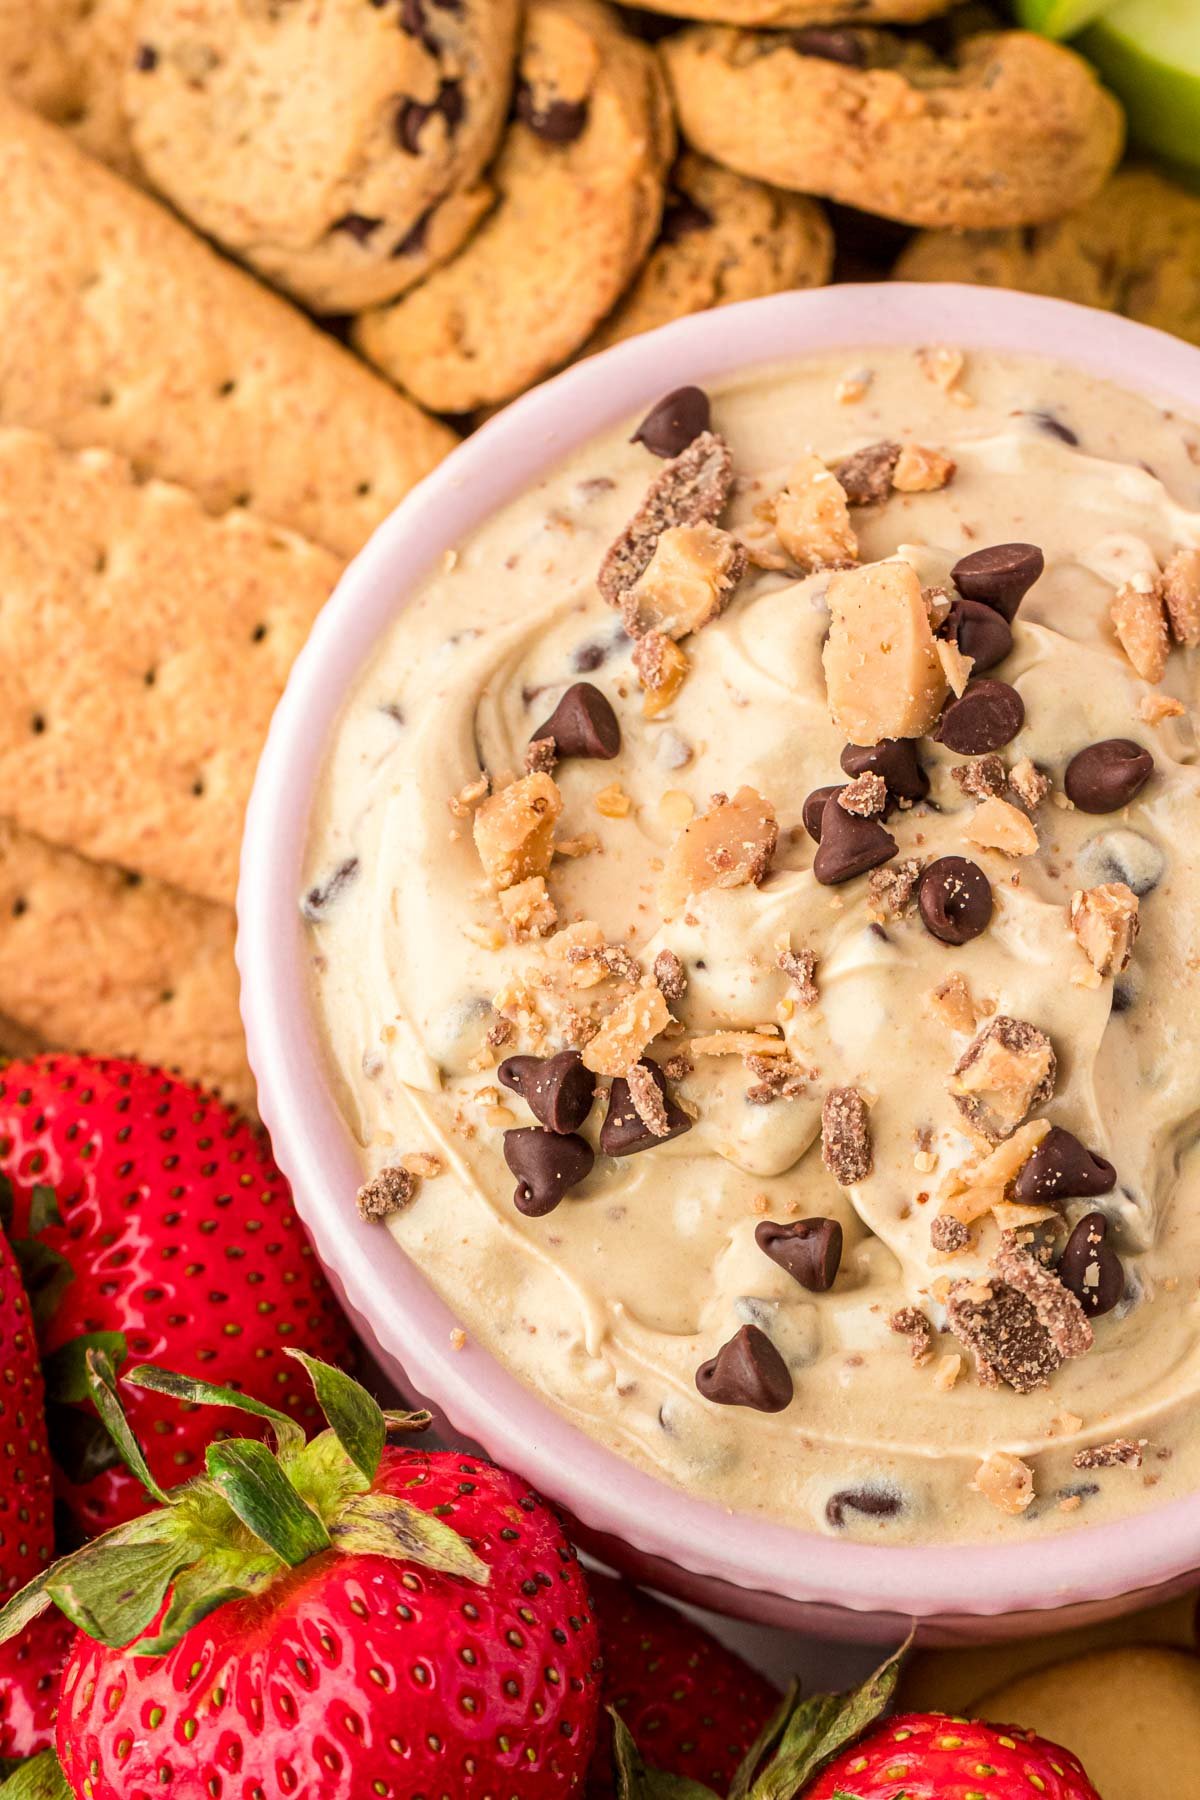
[239,284,1200,1643]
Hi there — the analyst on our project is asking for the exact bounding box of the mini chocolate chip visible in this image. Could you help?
[803,785,844,843]
[951,543,1044,622]
[840,738,928,804]
[825,1487,902,1529]
[503,1127,594,1217]
[659,196,713,243]
[790,27,867,65]
[695,1325,793,1413]
[934,679,1024,755]
[631,386,712,459]
[918,855,992,945]
[301,858,359,921]
[399,0,437,50]
[498,1051,596,1135]
[939,597,1013,672]
[1058,1211,1124,1317]
[1064,740,1154,813]
[135,44,158,71]
[812,796,897,885]
[1014,1127,1116,1207]
[515,80,589,143]
[600,1063,692,1156]
[331,212,383,244]
[755,1217,842,1292]
[1032,410,1079,447]
[531,682,620,760]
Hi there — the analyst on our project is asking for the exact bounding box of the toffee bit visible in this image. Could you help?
[567,942,642,984]
[745,1056,810,1105]
[662,1053,693,1082]
[834,440,900,506]
[975,1449,1035,1516]
[653,948,687,1002]
[525,737,557,775]
[626,1060,672,1138]
[598,431,735,606]
[777,946,818,1007]
[821,1086,872,1186]
[867,856,922,919]
[947,1277,1062,1394]
[487,1018,515,1047]
[890,1306,935,1364]
[951,755,1007,801]
[356,1166,419,1222]
[838,771,888,818]
[1073,1439,1146,1471]
[949,1015,1056,1143]
[993,1236,1094,1362]
[930,1213,970,1254]
[1009,757,1051,810]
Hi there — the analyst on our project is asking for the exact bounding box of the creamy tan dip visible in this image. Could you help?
[305,346,1200,1543]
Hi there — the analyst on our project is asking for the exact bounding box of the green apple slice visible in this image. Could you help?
[1082,0,1200,172]
[1012,0,1118,39]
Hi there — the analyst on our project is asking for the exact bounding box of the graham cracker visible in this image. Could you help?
[0,0,141,178]
[0,821,253,1111]
[0,94,455,558]
[0,429,339,906]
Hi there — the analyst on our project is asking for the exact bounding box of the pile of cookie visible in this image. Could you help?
[0,0,1194,1109]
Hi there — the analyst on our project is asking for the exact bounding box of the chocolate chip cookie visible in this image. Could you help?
[585,150,832,354]
[355,0,675,413]
[663,26,1124,229]
[896,169,1200,350]
[124,0,521,313]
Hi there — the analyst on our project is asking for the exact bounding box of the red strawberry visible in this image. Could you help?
[0,1352,600,1800]
[803,1710,1101,1799]
[0,1056,357,1536]
[0,1610,75,1762]
[586,1572,778,1796]
[0,1221,53,1597]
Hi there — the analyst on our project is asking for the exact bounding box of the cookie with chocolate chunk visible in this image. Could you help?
[356,0,675,412]
[895,169,1200,351]
[662,26,1123,229]
[615,0,954,18]
[586,151,832,353]
[126,0,521,311]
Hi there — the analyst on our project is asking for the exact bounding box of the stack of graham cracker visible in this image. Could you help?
[0,94,454,1110]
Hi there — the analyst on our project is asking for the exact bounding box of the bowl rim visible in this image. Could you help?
[238,283,1200,1620]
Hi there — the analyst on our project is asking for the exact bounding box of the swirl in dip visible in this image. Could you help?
[305,345,1200,1543]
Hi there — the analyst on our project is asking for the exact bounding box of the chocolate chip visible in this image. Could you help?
[803,785,844,842]
[812,796,897,885]
[398,0,437,51]
[515,81,589,143]
[1058,1212,1124,1317]
[600,1063,692,1156]
[695,1325,793,1413]
[503,1127,594,1217]
[1079,828,1163,896]
[1064,740,1154,814]
[1014,1128,1116,1207]
[134,44,158,71]
[1031,410,1079,447]
[825,1487,902,1529]
[631,386,712,460]
[840,738,928,804]
[790,27,867,66]
[939,597,1013,672]
[918,855,992,945]
[498,1051,596,1135]
[951,544,1044,622]
[934,679,1024,755]
[659,196,714,244]
[755,1218,842,1292]
[331,212,383,244]
[301,857,359,921]
[530,682,620,760]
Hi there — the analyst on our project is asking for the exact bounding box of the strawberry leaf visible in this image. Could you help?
[27,1187,62,1234]
[0,1510,176,1645]
[42,1333,127,1404]
[46,1537,197,1649]
[45,1401,125,1486]
[383,1409,434,1436]
[86,1349,170,1504]
[328,1491,489,1585]
[610,1713,720,1799]
[743,1643,907,1800]
[726,1682,799,1799]
[125,1365,306,1459]
[10,1238,73,1334]
[205,1440,332,1567]
[285,1350,384,1482]
[134,1545,283,1657]
[0,1749,72,1799]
